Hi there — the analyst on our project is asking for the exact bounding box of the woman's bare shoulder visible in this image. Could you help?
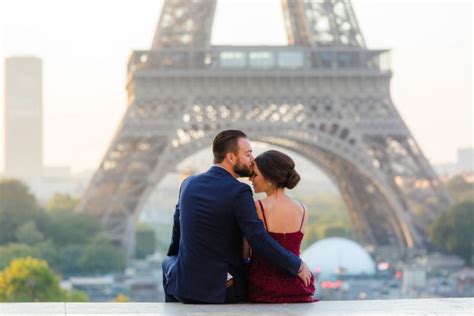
[289,197,306,212]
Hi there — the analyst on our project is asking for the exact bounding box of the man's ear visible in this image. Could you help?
[226,152,236,165]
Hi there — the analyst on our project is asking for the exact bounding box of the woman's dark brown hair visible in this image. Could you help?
[255,150,300,189]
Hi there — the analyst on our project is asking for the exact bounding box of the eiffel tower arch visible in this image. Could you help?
[76,0,452,259]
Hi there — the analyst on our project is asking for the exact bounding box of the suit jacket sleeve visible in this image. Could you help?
[166,201,180,256]
[232,184,301,275]
[166,177,189,256]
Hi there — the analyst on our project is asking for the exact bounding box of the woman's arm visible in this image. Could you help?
[242,238,251,259]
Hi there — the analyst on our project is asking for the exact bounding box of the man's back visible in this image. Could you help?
[166,166,249,302]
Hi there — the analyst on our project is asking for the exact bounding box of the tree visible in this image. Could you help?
[0,179,39,244]
[46,193,79,213]
[35,240,59,270]
[431,201,474,265]
[0,244,36,270]
[297,193,352,250]
[0,257,64,302]
[324,226,352,239]
[64,290,89,302]
[0,179,37,215]
[111,293,129,302]
[56,244,85,276]
[445,175,474,203]
[44,212,101,247]
[135,224,156,259]
[79,235,126,274]
[15,221,44,245]
[301,225,319,250]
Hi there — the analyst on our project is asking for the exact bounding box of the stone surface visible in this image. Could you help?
[0,298,473,315]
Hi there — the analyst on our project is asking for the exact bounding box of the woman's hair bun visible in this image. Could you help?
[284,169,300,189]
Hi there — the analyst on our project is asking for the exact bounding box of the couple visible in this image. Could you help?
[162,130,316,304]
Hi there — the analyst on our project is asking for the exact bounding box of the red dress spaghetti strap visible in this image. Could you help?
[248,200,317,303]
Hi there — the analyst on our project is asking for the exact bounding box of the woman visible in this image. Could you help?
[243,150,316,303]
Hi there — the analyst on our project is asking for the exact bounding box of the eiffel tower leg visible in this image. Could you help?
[365,134,452,248]
[152,0,217,49]
[75,102,171,259]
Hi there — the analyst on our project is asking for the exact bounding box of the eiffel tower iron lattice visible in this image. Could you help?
[76,0,452,260]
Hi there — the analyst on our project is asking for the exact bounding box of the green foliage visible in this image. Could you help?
[0,179,38,213]
[0,179,39,244]
[46,193,79,213]
[324,226,352,239]
[299,194,353,249]
[135,224,156,259]
[44,212,101,247]
[301,225,320,250]
[0,257,64,302]
[0,239,125,281]
[0,244,37,270]
[111,293,129,302]
[0,241,59,272]
[153,222,173,254]
[431,201,474,265]
[56,244,85,275]
[15,221,44,245]
[445,175,474,203]
[64,290,89,302]
[79,235,126,275]
[35,240,59,269]
[0,179,126,277]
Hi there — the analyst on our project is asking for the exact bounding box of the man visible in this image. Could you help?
[162,130,312,303]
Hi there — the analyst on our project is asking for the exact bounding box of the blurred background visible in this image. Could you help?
[0,0,472,302]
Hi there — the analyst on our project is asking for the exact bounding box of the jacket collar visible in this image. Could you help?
[208,165,235,178]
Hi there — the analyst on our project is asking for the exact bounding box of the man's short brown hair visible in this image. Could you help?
[212,130,247,163]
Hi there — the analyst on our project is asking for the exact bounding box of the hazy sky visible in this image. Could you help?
[0,0,472,173]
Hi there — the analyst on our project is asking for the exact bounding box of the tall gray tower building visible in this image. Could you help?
[4,56,43,179]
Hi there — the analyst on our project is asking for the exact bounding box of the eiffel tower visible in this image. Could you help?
[76,0,452,259]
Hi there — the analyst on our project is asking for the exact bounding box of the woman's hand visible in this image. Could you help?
[297,261,312,287]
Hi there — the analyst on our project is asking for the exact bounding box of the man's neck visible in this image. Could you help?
[215,163,238,178]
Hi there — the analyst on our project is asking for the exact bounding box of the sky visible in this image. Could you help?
[0,0,472,173]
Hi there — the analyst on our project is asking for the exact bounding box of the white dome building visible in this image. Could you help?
[301,237,376,278]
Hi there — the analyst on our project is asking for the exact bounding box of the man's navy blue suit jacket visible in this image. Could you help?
[165,166,301,303]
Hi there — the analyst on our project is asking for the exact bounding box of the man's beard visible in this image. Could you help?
[233,160,252,177]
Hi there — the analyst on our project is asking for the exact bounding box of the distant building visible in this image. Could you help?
[301,237,376,279]
[457,148,474,173]
[452,268,474,297]
[4,56,43,179]
[434,147,474,176]
[1,56,88,202]
[402,265,427,297]
[26,175,89,204]
[62,276,127,302]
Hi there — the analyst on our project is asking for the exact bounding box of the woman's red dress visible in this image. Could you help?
[248,200,317,303]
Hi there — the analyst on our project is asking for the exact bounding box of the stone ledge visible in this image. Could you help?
[0,298,472,316]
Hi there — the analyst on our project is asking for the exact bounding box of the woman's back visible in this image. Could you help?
[247,197,316,303]
[257,196,306,234]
